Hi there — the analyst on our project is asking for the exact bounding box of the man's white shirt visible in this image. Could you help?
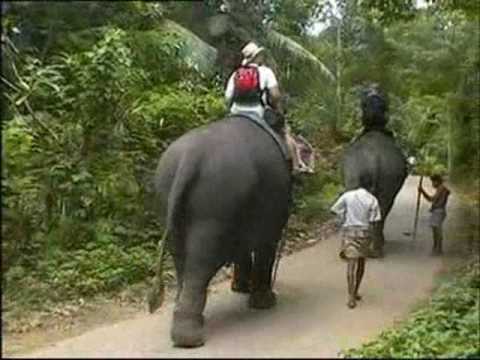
[331,188,382,229]
[225,64,278,120]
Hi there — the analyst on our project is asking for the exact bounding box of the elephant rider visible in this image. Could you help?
[360,84,393,137]
[225,42,312,174]
[225,41,283,125]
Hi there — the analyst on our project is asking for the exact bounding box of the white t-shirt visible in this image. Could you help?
[225,63,278,120]
[330,188,382,229]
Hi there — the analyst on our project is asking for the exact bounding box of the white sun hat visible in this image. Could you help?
[241,42,264,66]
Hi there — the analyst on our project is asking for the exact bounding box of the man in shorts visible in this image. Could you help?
[331,178,381,308]
[419,174,450,255]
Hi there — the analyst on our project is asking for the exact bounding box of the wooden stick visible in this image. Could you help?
[412,176,424,241]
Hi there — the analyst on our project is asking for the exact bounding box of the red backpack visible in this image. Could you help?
[232,65,263,104]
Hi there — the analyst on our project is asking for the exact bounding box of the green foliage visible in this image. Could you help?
[390,95,449,162]
[133,85,224,140]
[4,237,162,305]
[4,1,165,55]
[341,259,480,358]
[416,154,448,177]
[356,0,417,24]
[2,19,223,308]
[271,0,325,36]
[127,30,186,85]
[427,0,480,21]
[39,243,156,297]
[297,180,343,222]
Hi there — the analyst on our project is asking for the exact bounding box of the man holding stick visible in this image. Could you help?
[418,174,451,255]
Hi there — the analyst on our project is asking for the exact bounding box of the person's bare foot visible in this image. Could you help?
[347,299,357,309]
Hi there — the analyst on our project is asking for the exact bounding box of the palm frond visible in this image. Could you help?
[265,29,336,82]
[161,19,218,75]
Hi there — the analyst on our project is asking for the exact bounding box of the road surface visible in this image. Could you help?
[13,176,471,358]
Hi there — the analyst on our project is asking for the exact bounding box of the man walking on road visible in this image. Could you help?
[331,178,382,309]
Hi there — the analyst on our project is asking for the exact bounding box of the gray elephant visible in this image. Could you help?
[342,86,407,257]
[153,115,291,347]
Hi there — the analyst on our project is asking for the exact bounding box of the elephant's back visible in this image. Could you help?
[155,116,290,218]
[343,131,407,192]
[170,117,287,178]
[344,131,405,171]
[352,131,405,167]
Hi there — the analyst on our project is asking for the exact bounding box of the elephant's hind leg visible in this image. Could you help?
[170,222,224,348]
[249,240,278,309]
[231,249,253,294]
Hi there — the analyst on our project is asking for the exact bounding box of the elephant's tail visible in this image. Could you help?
[166,153,198,239]
[147,151,197,314]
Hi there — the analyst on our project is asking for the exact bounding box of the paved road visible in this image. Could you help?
[16,176,467,358]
